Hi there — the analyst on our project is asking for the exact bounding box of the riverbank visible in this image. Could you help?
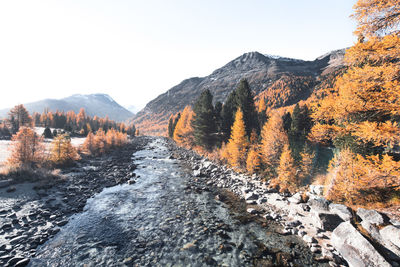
[0,137,149,267]
[166,139,400,267]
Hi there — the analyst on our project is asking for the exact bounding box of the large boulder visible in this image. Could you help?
[313,212,344,231]
[380,225,400,249]
[331,221,391,267]
[357,208,386,226]
[329,203,353,221]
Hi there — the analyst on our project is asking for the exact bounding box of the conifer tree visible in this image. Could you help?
[260,112,289,176]
[7,127,45,168]
[246,146,261,174]
[192,89,217,150]
[235,79,258,136]
[7,104,32,133]
[274,144,298,193]
[43,127,53,139]
[225,108,248,169]
[173,106,194,148]
[168,116,174,138]
[50,134,79,165]
[221,90,237,142]
[83,131,96,155]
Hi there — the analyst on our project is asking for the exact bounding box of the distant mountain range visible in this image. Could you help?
[132,49,346,135]
[0,94,134,122]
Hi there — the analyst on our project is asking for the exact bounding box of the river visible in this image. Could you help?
[29,137,321,266]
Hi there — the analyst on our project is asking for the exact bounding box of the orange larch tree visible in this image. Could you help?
[260,111,289,176]
[7,127,45,168]
[173,106,194,148]
[224,108,248,170]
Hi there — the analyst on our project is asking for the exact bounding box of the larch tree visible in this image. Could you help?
[246,146,261,174]
[83,131,96,155]
[260,111,289,176]
[225,108,248,170]
[7,127,45,168]
[310,0,400,205]
[7,104,32,134]
[273,144,298,193]
[173,106,194,148]
[192,89,217,150]
[49,134,79,165]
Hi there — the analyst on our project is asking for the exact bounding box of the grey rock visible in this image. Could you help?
[380,225,400,249]
[245,192,259,201]
[303,235,317,244]
[14,258,30,267]
[357,208,386,226]
[313,212,343,231]
[246,208,258,215]
[193,169,202,177]
[331,221,391,267]
[329,203,353,221]
[308,197,330,211]
[0,179,12,189]
[288,192,302,204]
[309,185,324,196]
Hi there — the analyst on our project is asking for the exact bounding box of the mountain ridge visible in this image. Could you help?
[0,93,134,122]
[133,49,346,135]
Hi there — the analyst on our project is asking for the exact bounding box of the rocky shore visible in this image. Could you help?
[1,136,399,266]
[0,137,149,267]
[167,140,400,267]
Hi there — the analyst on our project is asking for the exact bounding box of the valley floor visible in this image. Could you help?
[0,136,330,267]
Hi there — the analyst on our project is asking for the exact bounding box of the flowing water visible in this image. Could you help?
[29,138,319,266]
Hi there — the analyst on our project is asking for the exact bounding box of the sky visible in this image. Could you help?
[0,0,357,111]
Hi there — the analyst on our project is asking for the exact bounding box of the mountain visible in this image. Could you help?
[133,49,346,135]
[0,94,134,122]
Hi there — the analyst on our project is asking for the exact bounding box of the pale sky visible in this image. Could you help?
[0,0,357,111]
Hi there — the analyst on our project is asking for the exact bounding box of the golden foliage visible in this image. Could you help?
[325,149,400,205]
[49,134,80,165]
[224,109,248,170]
[246,146,261,174]
[273,144,298,193]
[82,131,97,155]
[353,0,400,37]
[7,127,45,168]
[173,106,194,148]
[260,111,289,173]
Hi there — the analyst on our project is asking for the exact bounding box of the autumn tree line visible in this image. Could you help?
[3,104,134,171]
[167,0,400,207]
[0,106,136,139]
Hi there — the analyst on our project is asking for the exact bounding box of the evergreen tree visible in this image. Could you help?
[221,90,237,142]
[192,90,217,150]
[168,116,174,138]
[235,79,258,136]
[43,127,53,139]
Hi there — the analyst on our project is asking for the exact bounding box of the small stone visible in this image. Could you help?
[303,235,317,244]
[311,246,321,253]
[6,187,16,193]
[246,208,258,215]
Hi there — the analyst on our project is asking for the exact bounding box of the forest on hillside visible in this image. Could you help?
[168,0,400,208]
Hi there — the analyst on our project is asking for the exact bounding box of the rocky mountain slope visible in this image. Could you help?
[0,94,134,122]
[133,49,346,135]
